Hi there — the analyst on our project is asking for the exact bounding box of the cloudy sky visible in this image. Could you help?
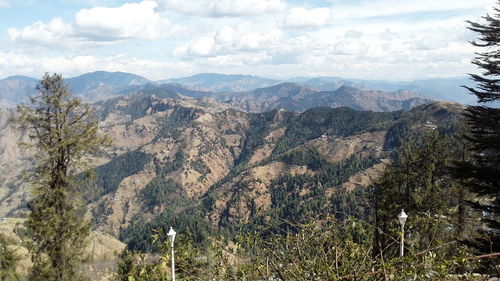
[0,0,495,81]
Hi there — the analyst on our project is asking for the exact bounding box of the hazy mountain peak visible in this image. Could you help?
[264,82,302,90]
[335,84,359,92]
[0,75,37,106]
[62,71,151,100]
[68,71,150,87]
[163,72,282,92]
[3,75,37,82]
[0,71,474,108]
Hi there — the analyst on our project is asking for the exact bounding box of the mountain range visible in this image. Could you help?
[0,79,465,251]
[293,77,475,104]
[0,69,476,281]
[0,71,474,110]
[159,73,281,92]
[0,71,151,106]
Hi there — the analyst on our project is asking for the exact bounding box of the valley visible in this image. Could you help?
[0,72,494,280]
[0,77,465,252]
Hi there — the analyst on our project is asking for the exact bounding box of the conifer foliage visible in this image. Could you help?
[0,234,20,281]
[454,4,500,252]
[374,131,472,258]
[13,73,109,281]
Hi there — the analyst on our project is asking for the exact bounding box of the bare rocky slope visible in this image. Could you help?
[0,86,464,251]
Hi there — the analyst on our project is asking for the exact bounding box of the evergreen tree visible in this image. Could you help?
[453,4,500,253]
[0,234,20,281]
[374,131,472,256]
[12,73,109,281]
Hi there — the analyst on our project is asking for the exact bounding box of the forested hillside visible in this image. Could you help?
[0,88,467,249]
[60,89,463,252]
[1,82,496,279]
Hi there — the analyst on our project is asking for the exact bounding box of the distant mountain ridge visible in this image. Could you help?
[65,71,151,100]
[67,71,149,91]
[292,76,474,104]
[160,73,281,92]
[128,82,434,112]
[0,71,473,110]
[3,75,38,83]
[0,76,37,107]
[0,71,152,106]
[216,83,436,112]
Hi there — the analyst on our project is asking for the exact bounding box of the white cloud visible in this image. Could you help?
[332,39,369,55]
[74,0,174,40]
[214,26,235,44]
[239,29,282,50]
[0,53,37,76]
[1,0,493,81]
[344,30,363,39]
[282,7,331,29]
[170,11,480,79]
[331,0,493,21]
[0,0,10,8]
[380,28,396,41]
[412,34,449,50]
[174,26,282,57]
[7,18,72,47]
[201,52,272,67]
[183,36,216,56]
[156,0,286,17]
[7,0,181,49]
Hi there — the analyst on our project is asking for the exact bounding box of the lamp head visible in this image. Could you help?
[398,209,408,226]
[167,227,176,245]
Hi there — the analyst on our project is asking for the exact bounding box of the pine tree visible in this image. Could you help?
[374,131,472,256]
[12,73,109,281]
[452,4,500,253]
[0,234,20,281]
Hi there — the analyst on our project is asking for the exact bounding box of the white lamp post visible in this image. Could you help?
[398,209,408,257]
[167,227,177,281]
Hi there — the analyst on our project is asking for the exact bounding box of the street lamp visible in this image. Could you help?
[398,209,408,257]
[167,227,177,281]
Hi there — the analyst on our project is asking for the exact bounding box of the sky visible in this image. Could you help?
[0,0,496,81]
